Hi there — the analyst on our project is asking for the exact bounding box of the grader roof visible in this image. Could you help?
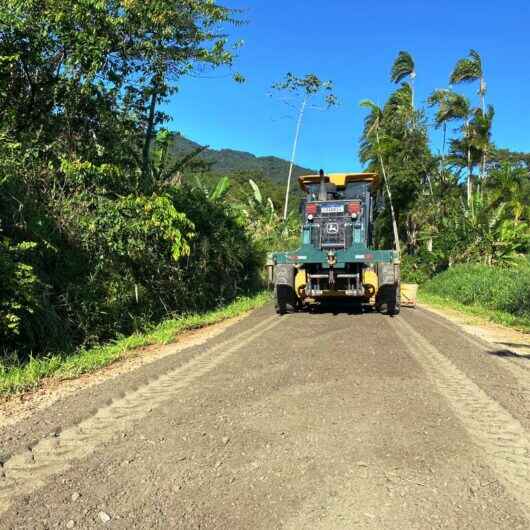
[298,172,380,191]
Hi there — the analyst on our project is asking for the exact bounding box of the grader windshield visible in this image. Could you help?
[305,181,370,201]
[300,173,378,249]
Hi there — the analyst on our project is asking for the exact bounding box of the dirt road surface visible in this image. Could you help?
[1,305,529,529]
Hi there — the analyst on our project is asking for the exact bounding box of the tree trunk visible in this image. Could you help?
[441,122,447,180]
[376,131,401,254]
[142,86,158,191]
[410,76,415,129]
[480,80,487,183]
[467,148,472,206]
[465,120,472,206]
[283,95,307,219]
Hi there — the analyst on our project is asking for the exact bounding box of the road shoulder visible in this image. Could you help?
[417,302,530,359]
[0,305,272,462]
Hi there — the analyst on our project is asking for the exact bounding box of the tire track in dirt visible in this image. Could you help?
[417,308,530,376]
[0,315,281,516]
[416,309,530,408]
[412,310,530,410]
[390,316,530,517]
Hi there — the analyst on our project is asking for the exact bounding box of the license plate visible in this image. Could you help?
[320,205,344,214]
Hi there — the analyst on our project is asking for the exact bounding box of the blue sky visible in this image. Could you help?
[164,0,530,172]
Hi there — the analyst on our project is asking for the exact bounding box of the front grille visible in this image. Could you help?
[310,217,352,249]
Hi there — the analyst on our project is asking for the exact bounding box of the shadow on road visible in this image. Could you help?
[304,300,377,316]
[486,348,530,360]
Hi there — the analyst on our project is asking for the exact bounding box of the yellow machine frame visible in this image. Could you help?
[298,172,380,191]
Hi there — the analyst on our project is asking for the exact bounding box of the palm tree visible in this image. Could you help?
[469,105,494,186]
[450,49,486,111]
[385,83,414,124]
[390,51,416,109]
[359,99,401,253]
[450,50,488,178]
[427,90,475,204]
[427,89,470,170]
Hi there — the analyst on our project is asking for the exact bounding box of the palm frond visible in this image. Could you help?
[385,83,413,112]
[427,89,449,107]
[450,49,482,85]
[390,51,415,83]
[429,89,471,128]
[469,49,483,70]
[359,99,383,137]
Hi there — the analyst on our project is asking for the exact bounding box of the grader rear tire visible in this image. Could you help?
[275,285,296,315]
[376,284,400,316]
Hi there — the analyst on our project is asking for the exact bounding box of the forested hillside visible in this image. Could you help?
[168,134,313,183]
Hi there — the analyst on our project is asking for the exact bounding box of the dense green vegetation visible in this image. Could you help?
[0,291,270,395]
[359,50,529,323]
[421,260,530,328]
[0,0,297,378]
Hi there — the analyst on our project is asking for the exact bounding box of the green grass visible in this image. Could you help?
[418,291,530,333]
[0,291,271,397]
[419,261,530,333]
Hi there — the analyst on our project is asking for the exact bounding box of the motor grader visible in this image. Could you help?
[269,170,400,315]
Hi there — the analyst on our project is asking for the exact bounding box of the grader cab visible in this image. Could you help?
[270,170,400,314]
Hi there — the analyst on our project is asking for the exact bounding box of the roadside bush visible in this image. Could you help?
[0,168,263,361]
[168,185,263,310]
[400,250,446,284]
[422,262,530,319]
[0,238,55,351]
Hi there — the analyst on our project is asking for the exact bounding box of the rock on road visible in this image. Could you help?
[0,305,529,529]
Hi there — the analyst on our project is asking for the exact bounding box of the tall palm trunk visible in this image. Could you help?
[411,76,415,111]
[283,94,307,219]
[410,76,415,129]
[480,78,486,113]
[375,130,401,254]
[464,119,473,206]
[441,122,447,182]
[467,145,473,206]
[480,78,487,182]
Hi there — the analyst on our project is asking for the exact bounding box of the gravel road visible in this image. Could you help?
[1,305,529,529]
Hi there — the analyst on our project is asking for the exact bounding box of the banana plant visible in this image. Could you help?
[150,130,210,188]
[450,192,529,265]
[210,176,230,201]
[241,179,299,250]
[191,175,231,202]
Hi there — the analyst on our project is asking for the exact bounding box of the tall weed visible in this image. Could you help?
[422,261,530,318]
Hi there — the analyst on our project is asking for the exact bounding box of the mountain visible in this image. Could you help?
[168,133,315,183]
